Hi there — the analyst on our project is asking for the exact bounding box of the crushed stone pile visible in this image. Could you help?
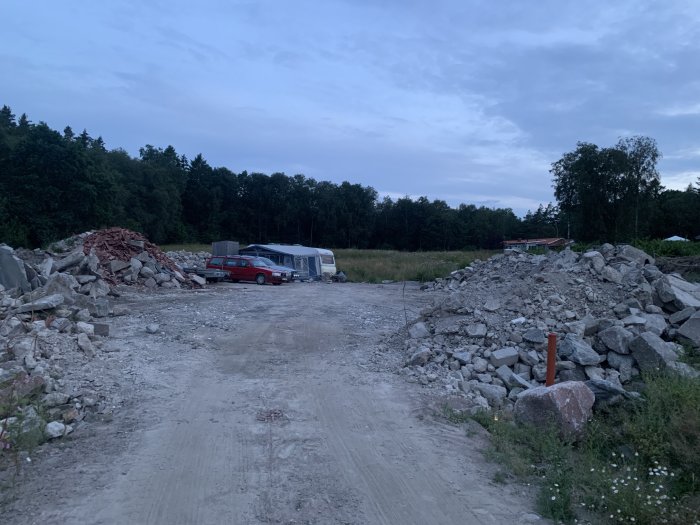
[165,250,211,271]
[400,244,700,416]
[0,228,199,450]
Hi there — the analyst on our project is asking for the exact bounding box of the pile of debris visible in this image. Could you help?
[165,250,211,271]
[402,244,700,416]
[0,228,196,449]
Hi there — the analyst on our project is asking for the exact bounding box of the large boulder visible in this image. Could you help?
[16,293,65,313]
[617,245,654,266]
[43,273,80,303]
[678,310,700,348]
[490,347,519,367]
[408,322,430,339]
[629,332,679,372]
[474,383,508,408]
[514,381,594,439]
[54,250,85,272]
[582,251,605,273]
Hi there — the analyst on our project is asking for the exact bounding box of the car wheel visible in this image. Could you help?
[256,274,266,285]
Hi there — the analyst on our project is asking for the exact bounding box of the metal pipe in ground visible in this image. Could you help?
[546,333,557,386]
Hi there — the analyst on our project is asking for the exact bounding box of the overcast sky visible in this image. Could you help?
[2,1,699,215]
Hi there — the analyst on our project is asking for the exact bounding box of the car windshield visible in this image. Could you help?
[252,260,267,267]
[258,257,275,266]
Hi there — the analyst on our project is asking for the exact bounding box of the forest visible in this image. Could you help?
[0,105,698,250]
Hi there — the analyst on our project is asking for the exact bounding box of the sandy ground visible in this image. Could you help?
[1,282,548,525]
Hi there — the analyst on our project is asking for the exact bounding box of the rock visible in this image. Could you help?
[16,293,65,313]
[453,351,471,365]
[155,272,171,284]
[18,406,46,445]
[514,381,594,439]
[45,421,72,439]
[598,326,633,354]
[140,266,155,279]
[617,245,654,266]
[585,379,635,408]
[92,323,110,337]
[23,354,37,370]
[190,274,206,286]
[558,334,603,365]
[641,313,667,336]
[678,310,700,347]
[655,275,700,310]
[490,347,519,367]
[112,305,129,316]
[50,317,73,332]
[89,279,111,298]
[522,328,546,344]
[406,349,431,366]
[77,333,95,357]
[130,257,143,273]
[582,251,606,273]
[75,321,95,336]
[466,323,487,338]
[474,383,508,408]
[472,357,488,373]
[0,246,31,292]
[670,307,697,325]
[146,323,160,334]
[76,275,97,284]
[606,351,636,382]
[44,273,80,304]
[621,315,646,327]
[1,317,25,338]
[600,266,622,284]
[90,297,110,318]
[484,298,500,312]
[629,332,679,372]
[408,322,430,339]
[109,259,130,273]
[496,365,532,390]
[42,392,70,407]
[9,337,36,360]
[54,250,85,272]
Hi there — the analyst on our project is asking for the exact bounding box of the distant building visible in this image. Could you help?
[502,238,574,251]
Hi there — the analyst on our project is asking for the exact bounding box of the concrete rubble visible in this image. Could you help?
[0,227,199,450]
[399,244,700,434]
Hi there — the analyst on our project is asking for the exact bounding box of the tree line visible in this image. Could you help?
[0,105,698,250]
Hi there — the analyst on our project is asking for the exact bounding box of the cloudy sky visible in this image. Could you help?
[2,1,699,215]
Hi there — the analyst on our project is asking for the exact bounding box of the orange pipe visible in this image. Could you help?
[546,333,557,386]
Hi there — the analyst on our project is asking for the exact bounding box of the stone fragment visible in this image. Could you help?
[484,298,500,312]
[606,352,635,383]
[50,317,73,332]
[678,310,700,347]
[489,347,519,367]
[408,322,430,339]
[54,251,85,272]
[585,379,635,408]
[474,383,508,408]
[190,274,206,286]
[629,332,678,372]
[0,246,31,292]
[90,297,110,317]
[655,275,700,310]
[621,315,646,327]
[42,392,70,407]
[406,349,430,367]
[155,272,171,284]
[45,421,73,439]
[77,333,95,357]
[670,307,697,325]
[16,293,65,313]
[92,323,110,337]
[600,266,622,284]
[472,357,488,373]
[617,245,654,266]
[640,313,667,336]
[89,279,111,298]
[76,275,97,284]
[130,257,143,274]
[140,266,155,279]
[466,323,487,338]
[109,260,130,273]
[582,251,605,273]
[453,351,471,365]
[598,326,633,355]
[0,317,25,338]
[558,334,603,365]
[522,328,546,344]
[75,321,95,336]
[514,381,594,439]
[146,323,160,334]
[496,365,532,390]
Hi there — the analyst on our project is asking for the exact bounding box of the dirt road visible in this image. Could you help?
[3,282,546,524]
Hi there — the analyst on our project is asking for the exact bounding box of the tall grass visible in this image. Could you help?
[469,373,700,524]
[334,249,498,283]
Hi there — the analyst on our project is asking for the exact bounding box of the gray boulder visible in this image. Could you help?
[617,245,654,266]
[640,313,667,336]
[558,334,603,365]
[77,333,95,357]
[406,349,431,366]
[655,275,700,310]
[496,365,532,390]
[466,323,487,338]
[606,352,636,383]
[600,266,622,284]
[598,326,633,355]
[54,250,85,272]
[514,381,594,439]
[474,383,508,408]
[522,328,546,344]
[109,260,130,273]
[630,332,679,372]
[582,251,605,273]
[43,273,80,303]
[0,246,31,292]
[670,307,697,325]
[678,310,700,347]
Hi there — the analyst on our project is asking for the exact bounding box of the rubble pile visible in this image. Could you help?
[402,244,700,416]
[0,228,196,449]
[165,250,211,271]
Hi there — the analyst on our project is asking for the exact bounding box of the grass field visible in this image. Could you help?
[161,244,498,283]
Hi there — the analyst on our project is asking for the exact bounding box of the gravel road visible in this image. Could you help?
[2,282,547,525]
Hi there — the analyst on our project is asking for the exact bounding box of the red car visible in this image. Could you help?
[206,255,285,285]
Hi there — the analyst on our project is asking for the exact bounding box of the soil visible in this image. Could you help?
[1,282,548,525]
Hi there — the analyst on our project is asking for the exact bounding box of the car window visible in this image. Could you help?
[209,257,224,266]
[252,260,266,267]
[224,259,237,267]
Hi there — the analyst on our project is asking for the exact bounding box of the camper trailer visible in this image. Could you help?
[315,248,337,277]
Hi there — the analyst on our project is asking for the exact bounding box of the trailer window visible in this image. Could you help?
[321,255,335,264]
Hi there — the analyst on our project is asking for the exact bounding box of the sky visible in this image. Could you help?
[1,0,699,215]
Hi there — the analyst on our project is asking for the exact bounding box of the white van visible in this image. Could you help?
[315,248,337,277]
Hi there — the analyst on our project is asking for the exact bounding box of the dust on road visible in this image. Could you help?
[3,282,546,525]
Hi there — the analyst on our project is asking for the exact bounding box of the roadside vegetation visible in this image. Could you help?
[334,249,497,283]
[451,373,700,524]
